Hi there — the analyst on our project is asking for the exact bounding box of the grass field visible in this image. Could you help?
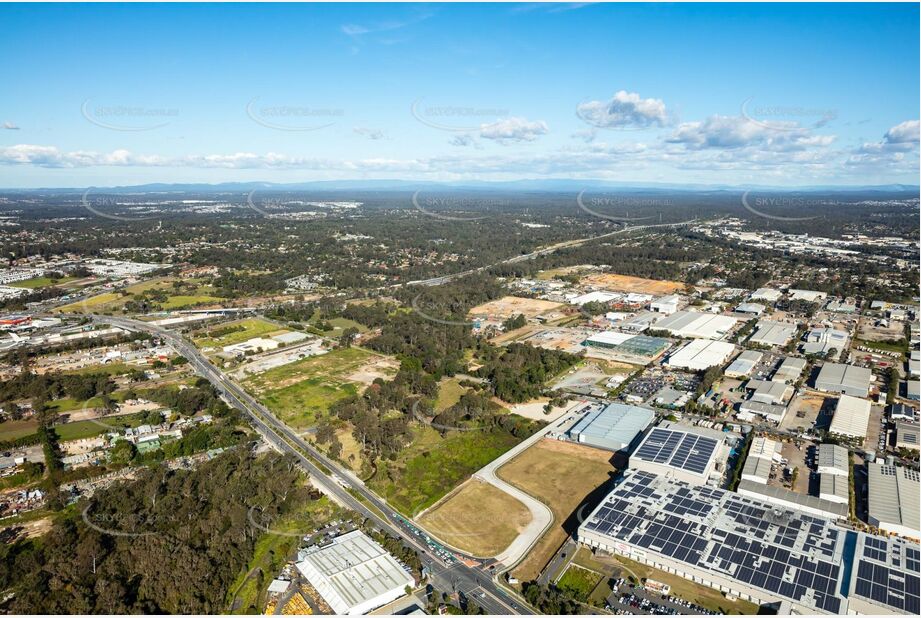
[573,547,759,614]
[497,439,616,582]
[245,347,397,428]
[8,276,78,289]
[0,418,40,441]
[370,424,523,516]
[557,564,604,603]
[53,413,147,441]
[56,277,223,313]
[435,377,468,412]
[193,318,286,348]
[418,478,532,557]
[226,494,343,614]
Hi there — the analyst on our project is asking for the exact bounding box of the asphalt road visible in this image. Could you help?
[89,314,530,616]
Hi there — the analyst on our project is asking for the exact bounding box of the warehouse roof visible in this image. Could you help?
[819,473,849,503]
[829,395,872,439]
[725,350,763,377]
[653,310,738,339]
[737,480,849,519]
[817,443,849,475]
[749,321,799,347]
[849,535,920,615]
[749,436,780,460]
[897,421,920,449]
[771,356,807,383]
[747,379,794,404]
[567,402,655,452]
[741,454,773,482]
[665,338,735,371]
[295,530,414,615]
[867,462,921,535]
[815,363,872,396]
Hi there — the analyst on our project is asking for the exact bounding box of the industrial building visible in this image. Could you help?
[738,400,788,423]
[724,350,763,378]
[907,379,920,401]
[847,535,920,615]
[801,327,850,357]
[896,421,920,451]
[570,290,621,306]
[867,462,921,540]
[746,379,793,405]
[566,402,655,452]
[736,481,849,520]
[771,356,807,384]
[735,302,766,316]
[653,311,738,339]
[817,443,849,476]
[630,424,727,485]
[814,362,872,398]
[665,338,735,372]
[750,287,782,302]
[888,402,918,422]
[828,395,872,440]
[649,294,680,314]
[748,321,799,347]
[578,469,897,614]
[788,289,827,303]
[740,436,780,484]
[294,530,415,615]
[818,473,849,505]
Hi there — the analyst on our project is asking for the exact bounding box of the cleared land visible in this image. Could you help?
[57,277,223,313]
[244,347,398,428]
[468,295,563,320]
[418,478,532,557]
[435,376,468,412]
[193,318,287,348]
[8,276,78,289]
[557,563,605,603]
[369,424,524,516]
[498,439,616,581]
[579,273,684,295]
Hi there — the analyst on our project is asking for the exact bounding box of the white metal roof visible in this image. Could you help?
[829,395,872,438]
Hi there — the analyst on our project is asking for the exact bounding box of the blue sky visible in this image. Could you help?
[1,2,918,187]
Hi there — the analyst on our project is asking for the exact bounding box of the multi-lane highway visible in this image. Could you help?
[89,314,530,616]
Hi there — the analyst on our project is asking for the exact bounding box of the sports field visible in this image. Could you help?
[418,478,532,557]
[244,347,398,428]
[579,273,685,295]
[497,439,616,582]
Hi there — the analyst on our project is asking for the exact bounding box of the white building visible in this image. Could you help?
[665,338,736,372]
[649,294,680,314]
[828,395,872,440]
[867,462,920,540]
[295,530,414,615]
[653,311,738,339]
[750,287,782,303]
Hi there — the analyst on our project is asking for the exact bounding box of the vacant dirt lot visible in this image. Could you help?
[579,273,685,295]
[468,296,563,320]
[497,439,616,581]
[418,478,532,558]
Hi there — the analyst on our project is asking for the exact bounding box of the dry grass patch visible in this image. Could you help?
[579,273,684,295]
[418,479,532,557]
[498,439,616,581]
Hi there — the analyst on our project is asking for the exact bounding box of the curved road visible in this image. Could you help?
[88,314,530,616]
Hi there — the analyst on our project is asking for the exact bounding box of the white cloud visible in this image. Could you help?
[353,126,386,140]
[883,119,920,145]
[667,115,834,152]
[479,117,548,143]
[2,121,19,130]
[847,120,920,170]
[577,90,668,129]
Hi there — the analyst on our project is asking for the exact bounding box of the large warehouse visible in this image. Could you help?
[748,320,799,347]
[814,362,872,398]
[665,338,736,371]
[653,310,738,339]
[847,535,921,615]
[295,530,414,615]
[828,395,872,440]
[630,424,727,485]
[867,462,920,540]
[576,469,919,615]
[566,402,655,452]
[578,470,847,614]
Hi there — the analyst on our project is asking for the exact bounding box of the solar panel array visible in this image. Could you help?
[852,536,921,614]
[580,470,847,613]
[633,428,719,475]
